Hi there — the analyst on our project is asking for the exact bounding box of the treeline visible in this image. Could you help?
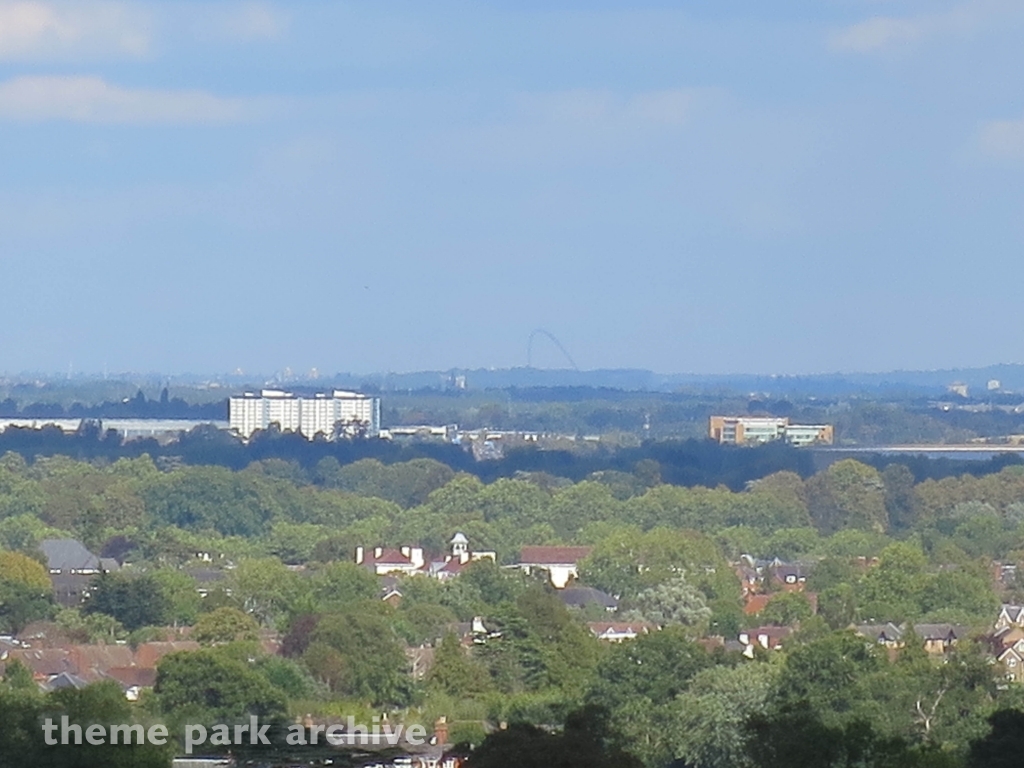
[0,388,226,421]
[3,419,1024,490]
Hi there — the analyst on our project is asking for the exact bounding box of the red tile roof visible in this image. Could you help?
[366,548,412,565]
[133,641,200,669]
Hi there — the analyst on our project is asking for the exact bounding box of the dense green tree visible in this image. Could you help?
[856,542,929,622]
[882,464,920,532]
[83,572,170,631]
[466,709,644,768]
[193,606,260,645]
[1,659,34,690]
[623,573,711,633]
[589,626,709,712]
[771,631,884,728]
[428,631,492,697]
[759,591,813,627]
[807,460,889,535]
[307,607,409,705]
[669,662,778,768]
[968,709,1024,768]
[149,568,202,625]
[154,649,287,725]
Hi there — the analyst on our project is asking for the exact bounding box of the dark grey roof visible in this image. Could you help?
[39,539,100,572]
[912,624,970,640]
[560,587,619,610]
[44,672,88,691]
[855,623,904,642]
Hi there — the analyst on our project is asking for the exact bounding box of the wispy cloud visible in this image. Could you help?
[830,16,933,52]
[977,116,1024,160]
[828,2,1011,53]
[218,2,289,40]
[0,75,265,124]
[0,1,151,60]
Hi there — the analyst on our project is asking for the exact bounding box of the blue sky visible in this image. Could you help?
[2,1,1024,376]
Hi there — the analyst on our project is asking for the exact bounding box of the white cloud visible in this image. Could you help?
[829,16,929,52]
[0,1,151,60]
[977,117,1024,160]
[0,75,263,124]
[828,2,1010,53]
[219,2,289,40]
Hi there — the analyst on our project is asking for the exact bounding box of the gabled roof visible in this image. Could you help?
[518,546,593,566]
[39,539,101,572]
[913,624,969,641]
[133,641,200,669]
[560,587,619,610]
[9,648,74,677]
[365,548,413,566]
[437,559,466,575]
[104,666,157,689]
[587,622,651,636]
[44,672,88,691]
[998,646,1024,662]
[1000,604,1024,623]
[855,623,905,643]
[68,644,134,674]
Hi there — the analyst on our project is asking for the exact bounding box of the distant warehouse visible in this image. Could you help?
[229,389,381,440]
[709,416,833,447]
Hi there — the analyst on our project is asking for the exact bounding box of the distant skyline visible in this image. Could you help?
[2,1,1024,375]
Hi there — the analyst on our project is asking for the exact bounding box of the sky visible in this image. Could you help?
[2,0,1024,377]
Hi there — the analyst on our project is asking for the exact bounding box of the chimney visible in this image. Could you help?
[355,546,364,565]
[374,547,383,558]
[409,547,424,569]
[433,717,449,746]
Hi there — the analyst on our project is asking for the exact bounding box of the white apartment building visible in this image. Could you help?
[229,389,381,440]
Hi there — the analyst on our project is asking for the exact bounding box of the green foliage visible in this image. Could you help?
[193,606,260,645]
[968,709,1024,768]
[1,659,34,690]
[149,568,202,625]
[669,662,779,768]
[623,573,712,633]
[305,607,409,705]
[807,460,889,534]
[154,648,288,725]
[759,592,813,627]
[428,632,491,697]
[0,550,51,590]
[466,707,644,768]
[0,575,54,633]
[83,571,171,630]
[589,626,710,711]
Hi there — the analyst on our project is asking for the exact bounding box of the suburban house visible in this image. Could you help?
[738,626,792,655]
[355,534,496,579]
[516,546,593,588]
[855,623,906,649]
[0,640,197,698]
[560,586,619,612]
[356,546,426,576]
[992,625,1024,683]
[39,538,119,607]
[853,623,969,656]
[996,604,1024,631]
